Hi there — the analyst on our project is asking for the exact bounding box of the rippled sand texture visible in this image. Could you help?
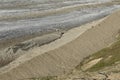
[1,7,120,80]
[0,0,120,80]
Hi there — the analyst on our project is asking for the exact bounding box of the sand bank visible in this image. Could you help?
[0,10,120,80]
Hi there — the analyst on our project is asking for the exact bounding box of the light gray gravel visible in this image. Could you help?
[0,0,120,41]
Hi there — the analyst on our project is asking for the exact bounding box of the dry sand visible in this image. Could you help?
[0,10,120,80]
[0,32,63,68]
[81,58,103,71]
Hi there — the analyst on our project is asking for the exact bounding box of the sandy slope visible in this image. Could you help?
[0,10,120,80]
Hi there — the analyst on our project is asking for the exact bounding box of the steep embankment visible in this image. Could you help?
[0,32,63,68]
[0,10,120,80]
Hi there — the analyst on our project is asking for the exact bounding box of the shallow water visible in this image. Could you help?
[0,0,120,40]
